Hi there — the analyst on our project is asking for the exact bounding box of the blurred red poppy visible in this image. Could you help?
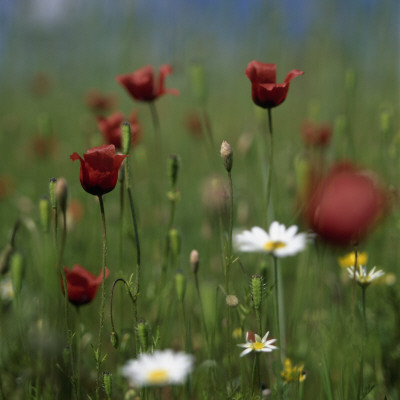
[63,264,109,306]
[306,163,388,246]
[301,121,332,148]
[97,111,141,149]
[70,144,127,197]
[245,61,304,109]
[116,64,179,102]
[85,89,117,114]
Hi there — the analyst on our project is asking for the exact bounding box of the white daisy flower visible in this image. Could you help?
[121,349,194,387]
[347,265,385,287]
[234,221,308,258]
[237,331,278,357]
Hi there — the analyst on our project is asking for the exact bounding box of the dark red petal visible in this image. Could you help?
[284,69,304,84]
[245,61,276,84]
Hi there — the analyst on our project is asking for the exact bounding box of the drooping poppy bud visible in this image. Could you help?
[70,145,127,197]
[245,61,304,109]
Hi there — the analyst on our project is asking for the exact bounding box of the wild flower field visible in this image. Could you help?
[0,1,399,399]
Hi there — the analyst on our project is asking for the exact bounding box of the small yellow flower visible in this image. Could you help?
[338,251,368,268]
[281,358,307,383]
[232,327,243,340]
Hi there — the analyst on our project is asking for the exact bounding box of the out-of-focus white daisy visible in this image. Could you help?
[234,221,308,258]
[122,350,194,387]
[347,265,385,287]
[237,331,278,357]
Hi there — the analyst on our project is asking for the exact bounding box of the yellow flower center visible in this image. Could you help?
[147,369,169,384]
[264,241,286,251]
[251,342,264,351]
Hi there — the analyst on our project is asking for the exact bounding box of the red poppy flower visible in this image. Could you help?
[301,121,332,148]
[63,264,110,306]
[245,61,304,109]
[70,144,127,197]
[116,64,179,102]
[97,111,141,149]
[85,89,117,114]
[306,163,388,246]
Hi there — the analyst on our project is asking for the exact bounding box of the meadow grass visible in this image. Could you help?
[0,1,399,399]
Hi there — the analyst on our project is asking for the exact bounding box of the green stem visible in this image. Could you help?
[273,256,285,363]
[58,208,78,400]
[149,102,162,157]
[95,195,107,400]
[255,308,262,338]
[118,173,125,271]
[194,273,210,355]
[265,108,274,225]
[110,278,138,354]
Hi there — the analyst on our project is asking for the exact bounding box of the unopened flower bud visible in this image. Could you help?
[168,154,180,189]
[122,121,131,155]
[49,178,57,209]
[226,294,239,308]
[103,372,112,399]
[190,249,199,274]
[39,195,51,233]
[175,270,186,302]
[251,274,263,310]
[220,140,233,172]
[110,331,119,349]
[136,319,149,353]
[55,177,69,215]
[10,252,24,297]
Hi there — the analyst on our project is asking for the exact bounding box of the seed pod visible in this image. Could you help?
[175,270,186,302]
[122,121,131,155]
[220,140,233,172]
[250,274,263,310]
[55,177,69,215]
[103,372,112,399]
[39,195,51,233]
[190,249,199,274]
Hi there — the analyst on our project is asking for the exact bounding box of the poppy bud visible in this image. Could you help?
[49,177,57,209]
[220,140,233,172]
[251,274,263,310]
[190,249,199,274]
[110,331,119,349]
[175,270,186,302]
[39,195,51,233]
[121,121,131,155]
[10,252,24,297]
[136,319,149,353]
[55,177,69,215]
[168,154,180,189]
[103,372,112,399]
